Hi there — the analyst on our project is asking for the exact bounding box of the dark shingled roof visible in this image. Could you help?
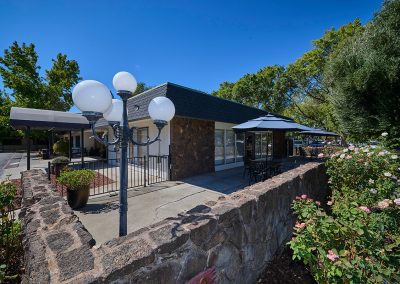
[126,82,286,124]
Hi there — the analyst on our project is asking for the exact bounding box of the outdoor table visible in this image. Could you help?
[248,159,283,184]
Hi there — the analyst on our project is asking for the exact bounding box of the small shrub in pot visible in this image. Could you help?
[57,169,96,209]
[51,156,70,177]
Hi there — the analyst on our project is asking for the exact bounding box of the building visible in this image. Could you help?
[98,82,289,180]
[10,82,291,180]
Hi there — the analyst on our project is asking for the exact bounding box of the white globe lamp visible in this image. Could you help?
[148,97,175,122]
[103,99,123,123]
[112,71,137,93]
[72,80,112,114]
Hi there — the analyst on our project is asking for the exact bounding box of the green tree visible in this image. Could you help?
[0,42,80,110]
[213,65,288,113]
[284,19,364,131]
[0,42,81,141]
[325,0,400,142]
[132,82,151,96]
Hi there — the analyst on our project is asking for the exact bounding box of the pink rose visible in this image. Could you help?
[327,250,339,262]
[295,222,306,229]
[301,194,308,199]
[359,206,371,213]
[316,201,321,206]
[377,199,391,210]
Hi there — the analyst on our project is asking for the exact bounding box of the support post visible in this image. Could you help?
[51,131,54,156]
[144,155,147,187]
[69,131,72,161]
[48,161,51,180]
[26,126,31,170]
[118,91,130,237]
[81,128,84,168]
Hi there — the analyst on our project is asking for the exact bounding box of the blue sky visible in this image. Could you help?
[0,0,382,112]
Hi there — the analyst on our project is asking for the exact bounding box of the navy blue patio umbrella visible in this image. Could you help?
[232,114,313,132]
[232,114,313,160]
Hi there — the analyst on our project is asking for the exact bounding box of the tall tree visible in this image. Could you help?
[0,42,80,111]
[0,41,81,141]
[283,19,364,131]
[212,65,288,113]
[325,0,400,141]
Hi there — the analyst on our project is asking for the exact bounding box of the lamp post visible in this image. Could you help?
[72,71,175,236]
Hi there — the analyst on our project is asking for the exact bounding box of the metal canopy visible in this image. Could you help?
[9,107,90,130]
[300,129,339,136]
[232,114,312,132]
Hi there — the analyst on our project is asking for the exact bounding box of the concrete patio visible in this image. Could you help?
[75,157,313,244]
[75,166,248,244]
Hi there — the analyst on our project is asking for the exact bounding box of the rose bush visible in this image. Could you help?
[289,134,400,283]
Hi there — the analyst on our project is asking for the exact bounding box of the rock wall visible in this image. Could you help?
[170,116,215,180]
[20,162,328,284]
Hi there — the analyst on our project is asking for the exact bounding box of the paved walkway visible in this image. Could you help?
[75,167,248,244]
[0,152,98,180]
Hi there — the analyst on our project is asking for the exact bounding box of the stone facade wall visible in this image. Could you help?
[20,162,328,284]
[170,116,215,180]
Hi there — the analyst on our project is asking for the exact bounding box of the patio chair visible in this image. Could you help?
[249,161,267,184]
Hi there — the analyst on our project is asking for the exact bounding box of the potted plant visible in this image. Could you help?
[57,169,95,209]
[51,156,70,177]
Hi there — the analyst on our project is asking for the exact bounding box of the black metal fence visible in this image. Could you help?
[48,155,169,196]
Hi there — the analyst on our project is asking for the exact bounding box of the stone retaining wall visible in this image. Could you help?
[20,162,328,283]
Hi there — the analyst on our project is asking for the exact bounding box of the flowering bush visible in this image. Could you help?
[289,134,400,283]
[0,178,22,282]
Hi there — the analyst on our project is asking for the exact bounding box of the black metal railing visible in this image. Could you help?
[48,155,169,197]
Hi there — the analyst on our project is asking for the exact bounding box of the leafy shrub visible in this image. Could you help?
[289,133,400,283]
[53,139,69,156]
[57,169,95,191]
[0,179,22,282]
[51,156,70,164]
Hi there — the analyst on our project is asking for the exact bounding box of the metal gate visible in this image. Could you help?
[49,155,170,196]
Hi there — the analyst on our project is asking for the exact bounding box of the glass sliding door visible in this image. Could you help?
[235,133,244,162]
[255,134,262,159]
[215,128,246,167]
[225,130,235,164]
[215,129,225,165]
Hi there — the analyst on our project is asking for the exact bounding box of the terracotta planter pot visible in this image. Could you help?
[67,186,90,209]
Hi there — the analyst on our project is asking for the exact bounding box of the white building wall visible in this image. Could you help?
[128,119,170,157]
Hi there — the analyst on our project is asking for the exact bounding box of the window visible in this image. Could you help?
[215,130,224,165]
[235,133,245,162]
[254,132,272,158]
[225,130,235,164]
[215,129,246,166]
[75,136,80,148]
